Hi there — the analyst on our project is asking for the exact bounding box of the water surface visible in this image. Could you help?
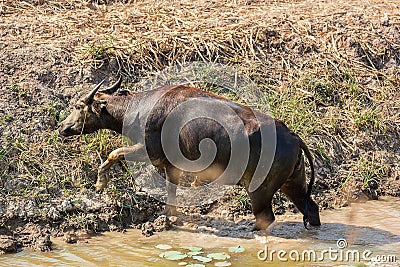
[2,197,399,266]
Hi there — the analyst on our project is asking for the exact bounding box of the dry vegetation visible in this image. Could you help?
[0,0,399,251]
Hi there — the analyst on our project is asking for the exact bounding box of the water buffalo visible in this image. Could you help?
[58,78,321,230]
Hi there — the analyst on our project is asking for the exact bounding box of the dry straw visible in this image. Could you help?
[2,0,399,83]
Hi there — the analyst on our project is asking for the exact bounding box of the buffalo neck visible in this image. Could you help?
[101,93,133,134]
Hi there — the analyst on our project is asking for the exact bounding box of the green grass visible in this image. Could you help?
[0,114,12,125]
[353,106,387,133]
[81,129,123,159]
[265,87,320,137]
[8,84,27,97]
[82,42,115,61]
[64,213,100,231]
[301,76,341,107]
[357,158,388,190]
[234,190,251,211]
[0,146,8,161]
[44,102,62,124]
[341,157,389,190]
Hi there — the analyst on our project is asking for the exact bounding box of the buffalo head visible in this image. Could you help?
[58,77,122,136]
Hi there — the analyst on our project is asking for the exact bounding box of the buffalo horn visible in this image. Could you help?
[82,79,105,104]
[98,76,122,94]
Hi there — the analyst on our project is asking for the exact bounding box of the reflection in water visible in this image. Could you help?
[2,198,399,266]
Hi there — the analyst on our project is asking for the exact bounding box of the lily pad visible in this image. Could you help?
[186,264,205,267]
[215,262,232,266]
[207,252,231,260]
[228,245,245,253]
[188,251,204,256]
[155,244,172,250]
[192,255,212,263]
[180,246,203,252]
[159,251,187,260]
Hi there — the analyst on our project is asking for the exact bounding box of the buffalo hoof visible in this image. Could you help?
[306,200,321,227]
[95,172,109,192]
[253,218,274,231]
[164,205,177,216]
[308,217,321,227]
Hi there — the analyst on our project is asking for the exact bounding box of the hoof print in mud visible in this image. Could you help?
[33,234,52,252]
[168,216,183,226]
[64,231,78,244]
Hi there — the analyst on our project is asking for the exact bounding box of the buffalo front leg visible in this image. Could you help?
[96,144,145,192]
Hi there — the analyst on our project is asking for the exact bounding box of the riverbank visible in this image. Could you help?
[0,0,399,253]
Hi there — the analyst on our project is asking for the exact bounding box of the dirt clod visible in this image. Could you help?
[141,222,155,237]
[153,215,172,232]
[0,235,20,254]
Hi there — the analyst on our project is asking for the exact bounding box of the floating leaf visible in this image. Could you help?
[186,264,205,267]
[155,244,172,250]
[215,261,231,266]
[178,262,187,266]
[159,251,187,260]
[207,253,231,260]
[180,246,203,252]
[188,251,203,256]
[228,245,245,253]
[192,255,212,263]
[165,253,187,261]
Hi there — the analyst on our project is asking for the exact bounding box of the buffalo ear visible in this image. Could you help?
[100,100,107,110]
[92,99,107,115]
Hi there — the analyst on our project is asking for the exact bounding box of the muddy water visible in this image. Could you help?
[2,197,399,266]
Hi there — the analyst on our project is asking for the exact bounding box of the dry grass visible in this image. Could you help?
[2,0,400,74]
[0,0,399,209]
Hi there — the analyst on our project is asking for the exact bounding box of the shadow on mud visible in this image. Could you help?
[269,222,400,246]
[178,215,400,247]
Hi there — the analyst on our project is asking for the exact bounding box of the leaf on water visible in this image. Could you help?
[188,251,204,256]
[228,245,245,253]
[207,252,231,260]
[214,261,232,266]
[159,251,187,260]
[192,255,212,263]
[180,246,203,252]
[186,264,206,267]
[155,244,172,250]
[178,262,188,266]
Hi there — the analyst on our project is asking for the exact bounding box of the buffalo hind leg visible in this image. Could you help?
[280,157,321,226]
[164,165,180,216]
[96,144,145,192]
[249,187,275,230]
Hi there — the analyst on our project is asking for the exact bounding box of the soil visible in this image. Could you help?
[0,0,399,253]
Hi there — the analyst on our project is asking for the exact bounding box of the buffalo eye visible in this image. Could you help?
[75,104,85,110]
